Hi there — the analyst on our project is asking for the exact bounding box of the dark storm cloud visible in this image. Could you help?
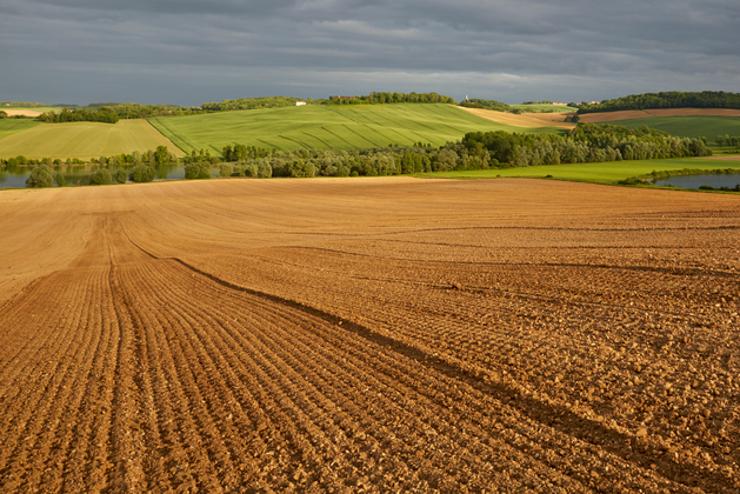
[1,0,738,104]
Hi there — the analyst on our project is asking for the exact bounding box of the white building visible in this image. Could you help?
[295,101,307,107]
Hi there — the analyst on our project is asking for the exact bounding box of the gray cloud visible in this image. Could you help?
[1,0,738,104]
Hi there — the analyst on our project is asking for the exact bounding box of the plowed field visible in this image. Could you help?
[0,178,738,493]
[578,108,740,123]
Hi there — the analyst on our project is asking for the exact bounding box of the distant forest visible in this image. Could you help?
[200,96,303,112]
[577,91,740,114]
[458,98,513,112]
[322,92,454,105]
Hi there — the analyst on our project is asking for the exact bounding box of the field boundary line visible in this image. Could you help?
[147,117,191,153]
[120,230,736,493]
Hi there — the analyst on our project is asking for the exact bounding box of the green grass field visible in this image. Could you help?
[0,119,40,140]
[150,103,557,153]
[0,119,183,159]
[607,116,740,140]
[419,157,740,184]
[509,103,577,113]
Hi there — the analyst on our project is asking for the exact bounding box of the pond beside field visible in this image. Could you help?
[655,173,740,190]
[0,164,192,189]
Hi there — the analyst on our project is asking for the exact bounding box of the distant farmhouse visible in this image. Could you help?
[295,101,307,107]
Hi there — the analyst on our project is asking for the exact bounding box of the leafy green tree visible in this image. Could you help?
[131,165,155,183]
[54,172,67,187]
[89,168,113,185]
[576,91,740,114]
[26,166,54,188]
[184,163,211,179]
[219,163,235,177]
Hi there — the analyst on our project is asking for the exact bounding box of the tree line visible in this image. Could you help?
[322,92,454,105]
[37,107,121,123]
[200,96,303,112]
[715,135,740,147]
[215,124,709,178]
[6,124,711,188]
[37,103,201,124]
[576,91,740,114]
[458,98,513,112]
[8,146,179,187]
[462,124,710,166]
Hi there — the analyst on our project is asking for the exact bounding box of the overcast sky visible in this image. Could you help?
[1,0,739,105]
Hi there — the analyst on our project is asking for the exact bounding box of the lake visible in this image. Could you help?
[655,173,740,190]
[0,164,189,189]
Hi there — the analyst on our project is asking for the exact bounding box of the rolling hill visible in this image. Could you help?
[597,116,740,140]
[0,119,183,159]
[0,119,40,140]
[149,103,558,153]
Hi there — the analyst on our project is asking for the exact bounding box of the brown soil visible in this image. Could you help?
[705,154,740,161]
[0,178,738,492]
[578,108,740,123]
[1,109,43,117]
[458,106,575,129]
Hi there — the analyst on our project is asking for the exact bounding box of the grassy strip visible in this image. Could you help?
[148,117,192,152]
[417,157,740,185]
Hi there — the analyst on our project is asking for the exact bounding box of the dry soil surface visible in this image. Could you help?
[457,107,575,129]
[0,178,738,493]
[578,108,740,123]
[1,109,43,118]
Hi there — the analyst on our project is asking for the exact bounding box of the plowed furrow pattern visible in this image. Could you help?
[1,179,737,493]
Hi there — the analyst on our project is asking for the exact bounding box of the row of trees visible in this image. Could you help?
[458,98,513,112]
[37,107,121,123]
[221,144,272,162]
[323,92,454,105]
[462,124,710,167]
[21,146,179,187]
[37,103,200,123]
[716,135,740,147]
[7,124,712,188]
[2,146,179,171]
[200,96,302,112]
[25,163,161,188]
[215,124,709,178]
[576,91,740,114]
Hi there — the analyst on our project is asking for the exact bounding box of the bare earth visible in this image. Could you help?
[0,178,738,493]
[578,108,740,123]
[457,106,575,129]
[1,109,43,117]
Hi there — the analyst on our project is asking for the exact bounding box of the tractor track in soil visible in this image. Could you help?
[0,178,738,492]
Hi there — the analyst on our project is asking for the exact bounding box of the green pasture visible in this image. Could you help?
[419,157,740,184]
[0,119,183,159]
[606,116,740,140]
[0,119,40,140]
[149,103,558,153]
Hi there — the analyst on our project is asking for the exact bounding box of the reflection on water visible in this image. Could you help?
[0,164,187,189]
[655,174,740,190]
